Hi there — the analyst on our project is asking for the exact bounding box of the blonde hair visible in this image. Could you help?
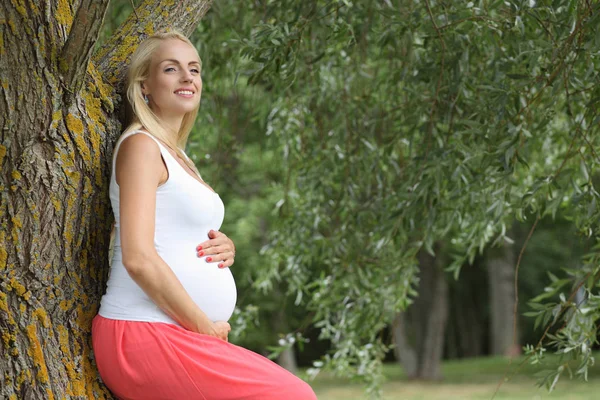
[123,30,202,175]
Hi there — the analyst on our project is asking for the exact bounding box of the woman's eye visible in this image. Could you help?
[165,67,176,72]
[191,68,200,74]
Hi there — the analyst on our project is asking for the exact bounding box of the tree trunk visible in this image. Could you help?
[0,1,212,398]
[445,256,487,359]
[273,290,298,374]
[416,250,449,380]
[393,248,449,380]
[488,239,520,357]
[278,347,299,375]
[392,312,417,378]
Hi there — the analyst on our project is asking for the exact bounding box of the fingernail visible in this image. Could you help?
[198,251,204,256]
[218,263,224,268]
[206,257,212,262]
[196,245,202,251]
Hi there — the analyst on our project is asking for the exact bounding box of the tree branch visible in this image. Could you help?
[93,0,214,86]
[61,0,111,94]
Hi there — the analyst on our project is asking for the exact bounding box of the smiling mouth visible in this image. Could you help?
[174,90,194,95]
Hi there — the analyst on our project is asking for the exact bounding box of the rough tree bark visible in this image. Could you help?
[0,1,212,398]
[488,238,520,356]
[393,248,449,380]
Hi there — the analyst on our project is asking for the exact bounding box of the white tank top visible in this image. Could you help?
[98,130,237,324]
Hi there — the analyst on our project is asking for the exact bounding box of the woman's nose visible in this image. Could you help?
[181,70,193,82]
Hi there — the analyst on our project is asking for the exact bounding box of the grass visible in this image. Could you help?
[309,354,600,399]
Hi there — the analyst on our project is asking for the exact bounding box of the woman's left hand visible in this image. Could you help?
[196,230,236,269]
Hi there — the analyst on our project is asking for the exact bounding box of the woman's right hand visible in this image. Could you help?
[208,321,231,341]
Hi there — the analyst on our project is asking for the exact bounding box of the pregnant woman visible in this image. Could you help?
[92,30,317,400]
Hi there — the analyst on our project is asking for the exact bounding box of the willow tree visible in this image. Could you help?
[238,0,600,395]
[0,1,212,398]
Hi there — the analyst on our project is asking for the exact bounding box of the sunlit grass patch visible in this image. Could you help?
[310,353,600,399]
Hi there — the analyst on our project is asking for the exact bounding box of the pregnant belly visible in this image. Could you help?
[161,247,237,322]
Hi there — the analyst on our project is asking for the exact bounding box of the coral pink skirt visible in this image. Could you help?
[92,315,317,400]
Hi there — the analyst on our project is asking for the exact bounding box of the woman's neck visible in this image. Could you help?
[157,114,184,136]
[148,105,184,137]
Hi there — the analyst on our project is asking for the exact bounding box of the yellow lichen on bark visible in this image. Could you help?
[50,194,62,212]
[27,0,40,15]
[11,216,22,244]
[107,35,138,83]
[79,249,89,277]
[0,231,7,269]
[82,90,105,125]
[7,19,17,35]
[57,324,87,396]
[144,21,155,35]
[2,329,15,348]
[59,149,75,169]
[54,272,65,287]
[24,23,33,37]
[63,191,79,261]
[30,202,40,222]
[57,325,71,356]
[90,125,103,186]
[9,277,26,296]
[83,347,97,398]
[0,292,16,325]
[37,29,46,55]
[33,69,43,88]
[32,308,50,328]
[82,89,105,185]
[83,176,92,202]
[0,144,6,165]
[66,114,92,165]
[59,299,73,311]
[67,364,86,397]
[10,0,27,18]
[75,301,101,399]
[51,111,62,129]
[9,277,31,301]
[11,170,22,180]
[26,324,50,384]
[87,63,113,105]
[15,369,31,389]
[55,0,73,27]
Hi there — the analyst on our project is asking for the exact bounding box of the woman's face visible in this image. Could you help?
[143,38,202,120]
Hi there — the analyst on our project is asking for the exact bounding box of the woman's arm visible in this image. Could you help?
[116,133,230,340]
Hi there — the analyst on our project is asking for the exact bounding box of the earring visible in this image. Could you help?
[143,94,149,104]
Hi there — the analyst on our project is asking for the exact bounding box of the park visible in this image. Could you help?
[1,0,599,398]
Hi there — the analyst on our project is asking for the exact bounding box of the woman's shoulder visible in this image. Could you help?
[117,130,162,162]
[119,128,157,144]
[114,131,166,185]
